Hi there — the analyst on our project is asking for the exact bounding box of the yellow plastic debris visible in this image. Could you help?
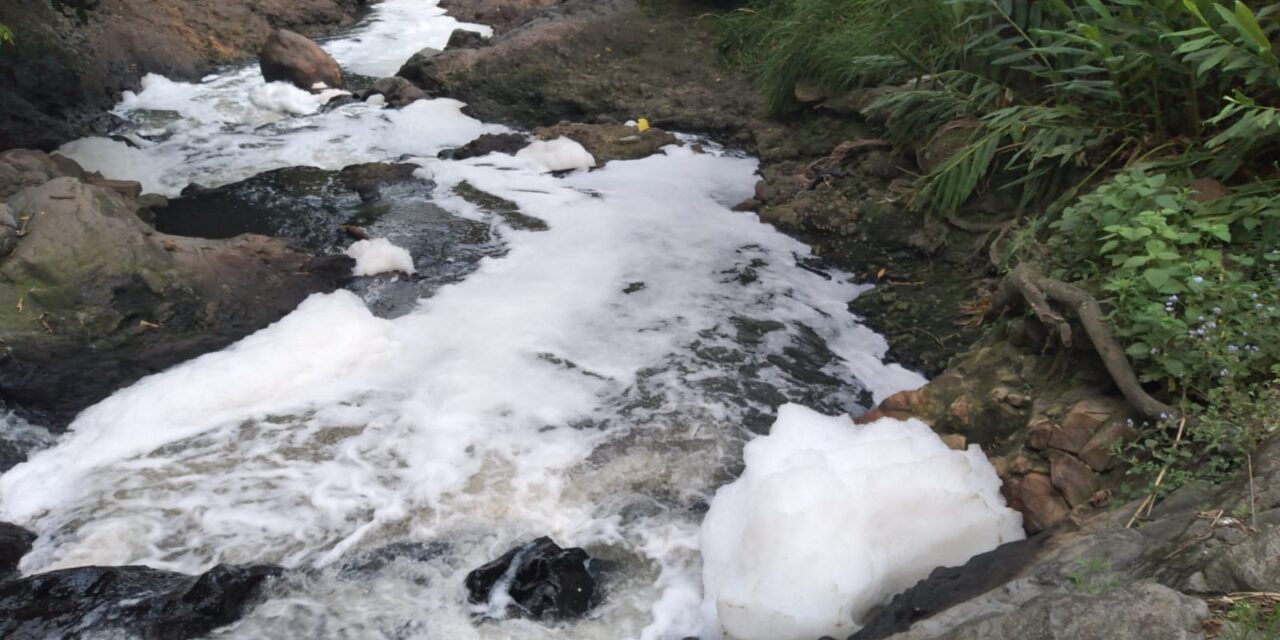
[636,118,650,133]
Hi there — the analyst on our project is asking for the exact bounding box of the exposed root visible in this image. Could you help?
[798,138,892,189]
[989,263,1177,421]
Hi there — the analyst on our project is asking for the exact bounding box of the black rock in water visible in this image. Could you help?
[465,537,598,620]
[0,522,35,583]
[0,563,281,640]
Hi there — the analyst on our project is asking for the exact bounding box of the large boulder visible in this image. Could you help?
[259,29,343,90]
[0,177,352,424]
[465,537,598,620]
[0,563,281,639]
[0,149,87,200]
[0,523,35,583]
[362,77,427,108]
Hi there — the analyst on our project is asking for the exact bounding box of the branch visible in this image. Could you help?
[989,263,1177,421]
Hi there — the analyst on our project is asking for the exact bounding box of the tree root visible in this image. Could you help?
[989,263,1177,420]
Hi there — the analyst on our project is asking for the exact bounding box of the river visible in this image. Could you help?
[0,1,925,638]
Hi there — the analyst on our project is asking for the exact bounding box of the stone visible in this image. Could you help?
[1025,417,1056,450]
[915,119,980,175]
[1202,525,1280,592]
[1190,177,1229,203]
[0,522,35,583]
[465,537,598,619]
[941,434,968,451]
[1047,450,1099,509]
[0,150,86,200]
[86,177,143,200]
[0,178,352,424]
[531,122,679,164]
[0,563,280,639]
[1003,473,1069,534]
[363,77,427,108]
[1050,397,1123,454]
[1078,419,1136,472]
[395,47,445,92]
[337,162,419,202]
[259,29,343,90]
[794,79,829,103]
[438,133,530,160]
[447,28,489,49]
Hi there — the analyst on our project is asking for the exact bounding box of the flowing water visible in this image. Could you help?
[0,1,926,638]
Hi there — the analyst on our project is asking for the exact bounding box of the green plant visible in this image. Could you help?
[1065,557,1120,594]
[1219,599,1280,640]
[0,23,12,45]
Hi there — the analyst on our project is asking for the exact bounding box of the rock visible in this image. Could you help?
[531,122,679,164]
[915,119,980,175]
[464,537,598,619]
[0,563,281,639]
[0,523,35,583]
[363,77,427,108]
[0,0,366,151]
[86,176,143,200]
[1050,397,1123,454]
[439,132,530,160]
[259,29,343,90]
[941,434,968,450]
[395,47,445,92]
[1201,525,1280,592]
[1002,473,1070,534]
[874,581,1207,640]
[1189,177,1229,203]
[1078,419,1136,472]
[852,535,1051,640]
[0,203,17,256]
[438,0,563,34]
[337,162,420,202]
[1046,450,1098,509]
[1025,416,1056,450]
[0,178,352,424]
[447,28,489,49]
[0,150,86,200]
[794,79,829,104]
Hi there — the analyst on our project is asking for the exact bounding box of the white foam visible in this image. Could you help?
[700,405,1024,640]
[322,0,492,77]
[249,82,328,116]
[516,137,597,173]
[346,238,418,276]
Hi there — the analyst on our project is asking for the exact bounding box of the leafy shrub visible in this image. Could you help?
[1049,170,1280,395]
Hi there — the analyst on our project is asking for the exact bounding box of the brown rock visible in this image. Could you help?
[364,77,427,108]
[1003,473,1070,534]
[916,118,980,174]
[1047,449,1099,508]
[259,29,343,90]
[1026,416,1056,450]
[86,177,143,200]
[1190,177,1229,203]
[794,79,828,104]
[0,150,86,200]
[1051,397,1124,454]
[941,434,968,451]
[1079,419,1137,472]
[532,122,678,165]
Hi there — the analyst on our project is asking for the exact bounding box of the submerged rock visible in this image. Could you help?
[439,132,529,160]
[465,537,598,620]
[259,29,344,90]
[0,175,352,424]
[362,77,427,108]
[0,522,35,583]
[0,563,281,639]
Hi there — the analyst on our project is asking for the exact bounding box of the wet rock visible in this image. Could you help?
[532,122,679,164]
[0,563,281,639]
[0,522,35,583]
[1046,450,1098,509]
[465,537,598,619]
[0,0,366,151]
[1002,473,1070,534]
[363,77,427,108]
[0,149,86,200]
[447,28,489,49]
[852,535,1051,640]
[395,47,445,92]
[338,162,420,202]
[339,541,448,580]
[439,132,530,160]
[259,29,343,90]
[0,177,352,424]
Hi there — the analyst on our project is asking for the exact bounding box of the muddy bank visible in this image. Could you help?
[0,0,368,151]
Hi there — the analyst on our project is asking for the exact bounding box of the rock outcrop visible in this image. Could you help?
[0,0,367,151]
[0,523,35,583]
[0,156,353,424]
[465,537,599,620]
[0,563,281,639]
[259,29,344,90]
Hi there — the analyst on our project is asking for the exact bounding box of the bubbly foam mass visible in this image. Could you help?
[346,238,418,276]
[516,137,597,173]
[700,405,1025,640]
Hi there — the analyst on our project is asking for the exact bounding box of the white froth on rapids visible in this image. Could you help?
[516,137,597,173]
[347,238,418,276]
[3,1,939,638]
[700,405,1024,640]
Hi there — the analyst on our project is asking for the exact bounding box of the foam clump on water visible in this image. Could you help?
[516,137,596,173]
[346,238,417,276]
[699,404,1024,640]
